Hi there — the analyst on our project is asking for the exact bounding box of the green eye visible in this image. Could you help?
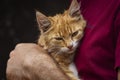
[55,37,63,40]
[72,31,79,37]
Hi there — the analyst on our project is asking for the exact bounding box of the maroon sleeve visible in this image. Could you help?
[115,6,120,69]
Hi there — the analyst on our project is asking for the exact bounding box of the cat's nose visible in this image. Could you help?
[67,45,73,50]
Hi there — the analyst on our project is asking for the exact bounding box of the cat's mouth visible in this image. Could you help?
[47,45,77,54]
[59,47,76,54]
[68,49,76,54]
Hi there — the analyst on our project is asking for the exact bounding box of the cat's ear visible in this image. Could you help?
[68,0,81,20]
[36,11,51,33]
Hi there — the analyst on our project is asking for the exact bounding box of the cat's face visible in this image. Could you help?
[37,0,86,54]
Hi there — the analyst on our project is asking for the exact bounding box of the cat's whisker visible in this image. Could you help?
[54,52,59,58]
[37,0,86,79]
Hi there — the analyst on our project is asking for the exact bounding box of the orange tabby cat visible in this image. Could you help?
[36,0,86,80]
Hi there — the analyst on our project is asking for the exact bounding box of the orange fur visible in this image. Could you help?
[37,0,86,80]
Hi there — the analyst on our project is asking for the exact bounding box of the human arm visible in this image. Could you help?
[118,68,120,80]
[115,5,120,80]
[6,43,70,80]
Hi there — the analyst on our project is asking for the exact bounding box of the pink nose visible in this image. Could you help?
[67,45,73,50]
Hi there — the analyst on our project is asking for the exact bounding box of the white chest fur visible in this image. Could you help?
[69,62,81,80]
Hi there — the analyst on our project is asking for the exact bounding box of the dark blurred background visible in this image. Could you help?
[0,0,70,79]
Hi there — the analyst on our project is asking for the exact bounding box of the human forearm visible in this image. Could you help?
[118,68,120,80]
[6,43,70,80]
[25,53,70,80]
[34,65,70,80]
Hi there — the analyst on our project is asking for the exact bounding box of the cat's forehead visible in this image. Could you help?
[50,15,83,31]
[49,14,70,24]
[46,13,86,37]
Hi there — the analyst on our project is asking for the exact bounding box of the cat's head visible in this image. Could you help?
[36,0,86,54]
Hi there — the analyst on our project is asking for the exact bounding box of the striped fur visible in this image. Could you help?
[37,0,86,80]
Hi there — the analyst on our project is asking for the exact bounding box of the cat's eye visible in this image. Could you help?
[55,37,64,40]
[72,31,79,37]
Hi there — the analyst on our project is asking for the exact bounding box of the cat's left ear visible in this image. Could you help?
[36,11,51,33]
[68,0,81,20]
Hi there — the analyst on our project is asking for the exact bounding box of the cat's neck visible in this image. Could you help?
[51,52,75,66]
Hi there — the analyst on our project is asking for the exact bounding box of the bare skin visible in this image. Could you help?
[6,43,70,80]
[118,68,120,80]
[6,43,120,80]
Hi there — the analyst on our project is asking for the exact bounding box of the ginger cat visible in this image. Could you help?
[37,0,86,80]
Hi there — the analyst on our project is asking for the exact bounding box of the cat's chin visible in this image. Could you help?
[47,47,76,54]
[60,49,76,54]
[67,50,76,54]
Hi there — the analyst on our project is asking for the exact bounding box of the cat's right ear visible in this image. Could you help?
[68,0,81,20]
[36,11,51,33]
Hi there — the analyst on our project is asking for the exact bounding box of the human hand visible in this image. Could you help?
[6,43,69,80]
